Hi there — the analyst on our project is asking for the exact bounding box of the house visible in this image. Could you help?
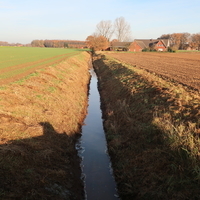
[129,39,171,52]
[108,42,132,51]
[107,39,171,52]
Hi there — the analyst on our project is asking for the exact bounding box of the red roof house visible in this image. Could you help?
[129,39,171,52]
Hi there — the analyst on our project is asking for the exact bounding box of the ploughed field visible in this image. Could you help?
[94,53,200,200]
[106,52,200,91]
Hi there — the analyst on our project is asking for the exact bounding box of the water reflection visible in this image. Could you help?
[80,67,119,200]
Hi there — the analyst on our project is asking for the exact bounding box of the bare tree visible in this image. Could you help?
[180,32,190,49]
[114,17,131,42]
[31,40,44,47]
[170,33,182,48]
[96,20,114,41]
[169,33,191,50]
[191,33,200,50]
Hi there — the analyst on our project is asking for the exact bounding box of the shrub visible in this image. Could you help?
[167,47,176,53]
[142,48,157,52]
[142,47,150,52]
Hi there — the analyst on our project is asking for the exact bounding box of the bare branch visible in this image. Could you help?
[96,20,114,41]
[114,17,131,42]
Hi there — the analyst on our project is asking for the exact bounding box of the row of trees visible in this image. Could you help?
[0,41,24,46]
[159,32,200,50]
[31,40,87,48]
[86,17,132,51]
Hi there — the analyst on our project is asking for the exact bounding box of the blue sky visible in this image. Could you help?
[0,0,199,44]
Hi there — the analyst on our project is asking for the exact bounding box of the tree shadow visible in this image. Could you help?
[0,122,83,200]
[93,54,200,199]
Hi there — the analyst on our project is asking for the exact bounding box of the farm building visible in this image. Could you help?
[108,42,132,51]
[107,39,171,52]
[130,39,171,52]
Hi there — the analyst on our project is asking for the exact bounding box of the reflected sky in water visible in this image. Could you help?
[80,68,119,200]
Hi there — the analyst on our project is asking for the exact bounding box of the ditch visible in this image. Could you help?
[77,61,119,200]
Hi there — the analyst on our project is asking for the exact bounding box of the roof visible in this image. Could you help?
[161,39,170,47]
[111,42,132,48]
[134,39,169,48]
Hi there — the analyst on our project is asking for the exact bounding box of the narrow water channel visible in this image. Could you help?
[78,66,119,200]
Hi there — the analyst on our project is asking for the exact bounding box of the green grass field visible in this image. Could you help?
[0,47,81,83]
[0,47,79,69]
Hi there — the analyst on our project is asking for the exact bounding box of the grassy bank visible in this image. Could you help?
[94,54,200,199]
[0,52,91,199]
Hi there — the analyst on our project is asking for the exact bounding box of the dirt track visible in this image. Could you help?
[106,52,200,91]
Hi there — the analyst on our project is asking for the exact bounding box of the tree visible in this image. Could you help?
[96,20,114,41]
[0,41,9,46]
[169,33,190,50]
[94,17,132,42]
[180,33,190,49]
[111,39,118,43]
[114,17,131,42]
[159,34,171,39]
[64,42,68,48]
[191,33,200,50]
[86,34,109,52]
[31,40,44,47]
[170,33,182,49]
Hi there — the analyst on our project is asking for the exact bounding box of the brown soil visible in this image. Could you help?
[94,53,200,199]
[0,52,91,199]
[105,52,200,91]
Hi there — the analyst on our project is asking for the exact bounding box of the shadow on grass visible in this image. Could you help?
[93,54,200,200]
[0,122,83,200]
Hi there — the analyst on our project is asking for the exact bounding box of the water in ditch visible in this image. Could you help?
[77,66,119,200]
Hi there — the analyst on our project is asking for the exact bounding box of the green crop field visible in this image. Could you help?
[0,46,81,84]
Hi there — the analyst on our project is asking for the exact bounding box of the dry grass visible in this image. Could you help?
[94,53,200,199]
[0,52,91,199]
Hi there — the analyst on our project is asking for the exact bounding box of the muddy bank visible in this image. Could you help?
[93,54,200,200]
[0,52,90,199]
